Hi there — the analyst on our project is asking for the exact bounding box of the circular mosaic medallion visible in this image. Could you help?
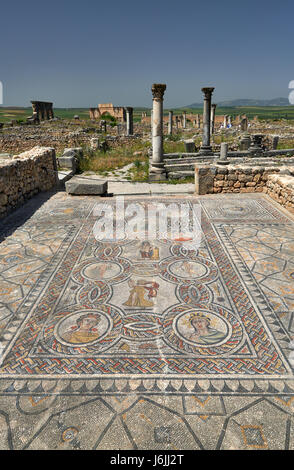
[72,258,131,285]
[42,305,123,354]
[83,262,122,281]
[162,304,243,355]
[159,256,218,285]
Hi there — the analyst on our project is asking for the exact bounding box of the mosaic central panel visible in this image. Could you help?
[0,196,293,383]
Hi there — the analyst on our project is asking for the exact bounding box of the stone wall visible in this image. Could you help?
[195,162,294,214]
[194,163,289,195]
[89,103,127,122]
[265,174,294,213]
[0,146,58,218]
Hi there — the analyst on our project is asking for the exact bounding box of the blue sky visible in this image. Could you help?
[0,0,293,107]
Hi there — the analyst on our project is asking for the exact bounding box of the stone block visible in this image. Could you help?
[184,140,196,153]
[65,177,108,195]
[58,156,77,172]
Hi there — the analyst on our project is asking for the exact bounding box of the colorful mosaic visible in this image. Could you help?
[0,194,293,389]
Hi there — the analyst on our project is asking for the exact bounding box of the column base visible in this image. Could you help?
[199,146,213,156]
[149,169,167,181]
[149,165,167,181]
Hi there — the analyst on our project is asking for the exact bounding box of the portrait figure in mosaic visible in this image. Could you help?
[140,241,159,260]
[123,279,159,307]
[61,313,101,344]
[187,312,227,345]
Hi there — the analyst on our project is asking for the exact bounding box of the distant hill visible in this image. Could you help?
[186,98,290,108]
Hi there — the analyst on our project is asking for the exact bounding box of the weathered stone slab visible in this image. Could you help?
[65,176,107,195]
[58,155,77,172]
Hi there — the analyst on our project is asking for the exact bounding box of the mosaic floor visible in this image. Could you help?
[0,191,294,449]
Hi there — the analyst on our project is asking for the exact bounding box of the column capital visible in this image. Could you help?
[151,83,166,100]
[201,87,215,98]
[211,103,217,109]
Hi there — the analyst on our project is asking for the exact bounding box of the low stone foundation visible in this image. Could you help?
[0,146,58,218]
[265,174,294,213]
[195,162,294,214]
[195,163,294,195]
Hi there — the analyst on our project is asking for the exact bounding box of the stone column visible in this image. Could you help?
[211,103,217,134]
[199,87,214,155]
[183,111,187,129]
[168,111,173,135]
[196,114,201,129]
[223,115,228,129]
[125,107,133,136]
[101,120,107,133]
[175,116,179,130]
[149,83,167,180]
[273,136,279,150]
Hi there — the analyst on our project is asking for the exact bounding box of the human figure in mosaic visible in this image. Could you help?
[139,241,159,260]
[123,279,159,307]
[187,313,227,345]
[62,313,101,344]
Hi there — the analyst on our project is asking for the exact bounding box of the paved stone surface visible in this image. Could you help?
[0,191,294,449]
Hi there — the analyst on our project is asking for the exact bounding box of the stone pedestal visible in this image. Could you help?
[199,87,214,155]
[218,142,230,165]
[240,133,251,150]
[250,134,263,156]
[149,83,167,181]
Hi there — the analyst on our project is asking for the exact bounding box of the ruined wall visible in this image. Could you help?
[0,146,58,219]
[194,162,294,213]
[89,103,126,122]
[265,174,294,213]
[194,163,294,195]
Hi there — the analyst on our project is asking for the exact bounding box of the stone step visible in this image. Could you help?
[165,162,196,171]
[166,171,195,179]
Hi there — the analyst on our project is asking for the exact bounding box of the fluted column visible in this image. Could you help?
[149,83,167,180]
[199,87,214,154]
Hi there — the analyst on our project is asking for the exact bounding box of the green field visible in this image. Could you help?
[1,105,294,124]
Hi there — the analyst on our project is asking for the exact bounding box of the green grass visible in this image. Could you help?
[166,106,294,120]
[1,105,294,124]
[78,141,150,175]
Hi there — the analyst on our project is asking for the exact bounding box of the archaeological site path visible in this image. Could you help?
[0,190,294,450]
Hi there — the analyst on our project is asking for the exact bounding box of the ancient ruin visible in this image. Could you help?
[30,101,54,121]
[89,103,129,122]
